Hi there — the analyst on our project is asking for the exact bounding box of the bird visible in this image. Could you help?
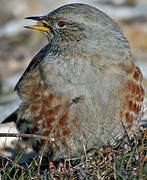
[2,3,145,161]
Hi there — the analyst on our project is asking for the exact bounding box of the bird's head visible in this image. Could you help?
[25,4,92,44]
[25,3,130,59]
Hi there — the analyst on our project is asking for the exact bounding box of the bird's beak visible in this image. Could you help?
[24,16,51,32]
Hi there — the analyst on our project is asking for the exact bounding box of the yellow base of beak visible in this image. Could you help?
[25,25,49,32]
[25,20,51,32]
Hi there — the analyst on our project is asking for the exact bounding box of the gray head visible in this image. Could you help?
[25,3,130,60]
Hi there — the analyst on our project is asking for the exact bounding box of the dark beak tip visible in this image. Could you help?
[24,16,44,21]
[24,16,33,20]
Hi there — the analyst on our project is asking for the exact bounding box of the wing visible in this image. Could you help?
[2,109,18,124]
[15,44,50,97]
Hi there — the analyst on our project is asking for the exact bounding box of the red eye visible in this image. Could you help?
[58,20,65,27]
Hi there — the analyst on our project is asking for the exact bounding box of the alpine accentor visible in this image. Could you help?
[3,3,144,161]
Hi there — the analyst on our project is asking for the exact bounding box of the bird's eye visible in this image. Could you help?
[57,20,66,28]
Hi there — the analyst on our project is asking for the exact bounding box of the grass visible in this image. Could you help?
[0,129,146,180]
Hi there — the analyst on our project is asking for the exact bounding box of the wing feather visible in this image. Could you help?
[15,44,49,92]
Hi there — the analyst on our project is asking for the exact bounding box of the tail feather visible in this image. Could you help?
[2,110,18,124]
[140,118,147,128]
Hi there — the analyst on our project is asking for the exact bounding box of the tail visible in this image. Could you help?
[139,106,147,128]
[140,118,147,128]
[2,110,18,124]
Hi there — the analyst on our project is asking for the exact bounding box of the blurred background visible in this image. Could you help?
[0,0,147,151]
